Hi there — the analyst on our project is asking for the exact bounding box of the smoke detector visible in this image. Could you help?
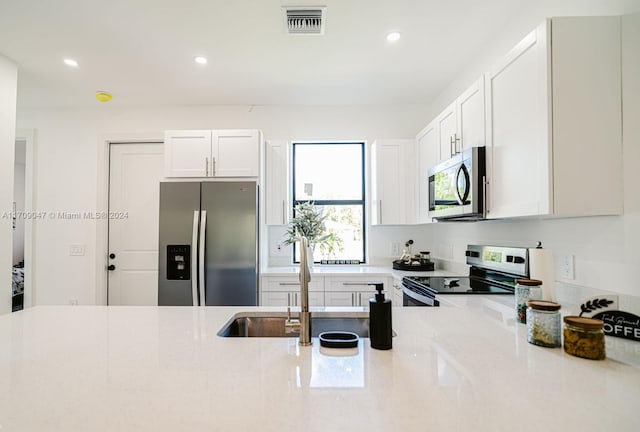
[282,6,326,35]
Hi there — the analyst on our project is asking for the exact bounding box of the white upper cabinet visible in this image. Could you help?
[436,103,457,163]
[264,140,288,225]
[485,17,622,219]
[164,129,261,178]
[371,139,415,225]
[435,77,486,163]
[164,130,211,177]
[415,121,437,224]
[457,77,486,152]
[212,129,260,177]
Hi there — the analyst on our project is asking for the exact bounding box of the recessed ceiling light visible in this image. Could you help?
[386,31,401,43]
[63,58,79,67]
[194,56,208,65]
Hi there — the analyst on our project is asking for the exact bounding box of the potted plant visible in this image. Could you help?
[283,202,334,262]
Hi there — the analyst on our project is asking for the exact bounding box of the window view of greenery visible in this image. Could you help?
[292,143,365,263]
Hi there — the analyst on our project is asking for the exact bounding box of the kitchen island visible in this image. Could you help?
[1,298,638,431]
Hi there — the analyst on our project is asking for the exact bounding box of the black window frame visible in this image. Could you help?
[291,142,366,264]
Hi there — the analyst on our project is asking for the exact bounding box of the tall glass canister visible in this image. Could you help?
[526,300,562,347]
[515,279,543,324]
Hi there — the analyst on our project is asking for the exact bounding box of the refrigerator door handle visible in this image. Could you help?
[198,210,207,306]
[191,211,199,307]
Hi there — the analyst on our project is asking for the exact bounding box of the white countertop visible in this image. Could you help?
[261,265,459,279]
[1,300,639,431]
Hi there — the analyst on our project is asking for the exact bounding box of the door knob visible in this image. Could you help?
[109,253,116,259]
[107,264,116,271]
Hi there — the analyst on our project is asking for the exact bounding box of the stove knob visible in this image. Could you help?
[506,255,514,263]
[513,256,525,264]
[468,251,480,258]
[465,250,471,257]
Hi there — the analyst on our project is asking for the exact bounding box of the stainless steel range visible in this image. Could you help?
[402,245,529,306]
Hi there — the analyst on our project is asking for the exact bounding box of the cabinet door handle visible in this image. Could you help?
[450,136,455,157]
[282,200,286,225]
[211,157,216,176]
[379,200,383,224]
[279,282,300,286]
[205,157,209,176]
[287,292,291,307]
[342,282,369,286]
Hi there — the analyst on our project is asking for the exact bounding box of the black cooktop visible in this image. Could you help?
[402,276,514,295]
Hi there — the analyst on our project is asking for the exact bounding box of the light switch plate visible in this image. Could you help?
[560,254,575,280]
[69,244,85,256]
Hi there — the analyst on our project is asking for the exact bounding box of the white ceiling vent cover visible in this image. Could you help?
[282,6,326,35]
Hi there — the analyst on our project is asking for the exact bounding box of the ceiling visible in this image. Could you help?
[1,0,533,108]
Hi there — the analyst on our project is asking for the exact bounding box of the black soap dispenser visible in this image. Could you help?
[369,282,392,350]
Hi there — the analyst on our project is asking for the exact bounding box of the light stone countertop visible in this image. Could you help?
[261,265,460,279]
[1,300,639,432]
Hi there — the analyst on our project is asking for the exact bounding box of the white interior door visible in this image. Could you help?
[108,143,164,305]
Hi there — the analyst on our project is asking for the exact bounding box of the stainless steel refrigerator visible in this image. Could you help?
[158,181,258,306]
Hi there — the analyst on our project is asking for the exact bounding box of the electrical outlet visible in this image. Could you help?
[391,242,400,256]
[69,298,78,306]
[560,255,575,280]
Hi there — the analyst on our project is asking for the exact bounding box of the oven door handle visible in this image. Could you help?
[402,284,439,306]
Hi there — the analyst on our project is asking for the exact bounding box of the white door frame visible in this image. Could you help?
[15,129,35,308]
[95,132,163,305]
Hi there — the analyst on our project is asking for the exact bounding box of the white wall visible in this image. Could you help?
[16,104,431,305]
[14,4,640,305]
[0,54,17,314]
[424,10,640,297]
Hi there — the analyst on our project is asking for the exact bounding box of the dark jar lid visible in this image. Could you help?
[516,278,543,286]
[563,316,604,330]
[526,300,561,311]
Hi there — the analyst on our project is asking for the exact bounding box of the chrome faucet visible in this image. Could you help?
[285,236,312,345]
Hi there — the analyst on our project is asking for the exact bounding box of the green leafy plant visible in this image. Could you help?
[283,202,331,249]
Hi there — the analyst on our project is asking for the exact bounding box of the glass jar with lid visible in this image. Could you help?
[515,279,543,324]
[526,300,561,347]
[563,316,606,360]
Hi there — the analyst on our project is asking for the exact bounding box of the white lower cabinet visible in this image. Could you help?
[261,291,324,307]
[324,276,388,307]
[260,274,389,307]
[260,276,324,307]
[324,291,373,307]
[391,276,404,307]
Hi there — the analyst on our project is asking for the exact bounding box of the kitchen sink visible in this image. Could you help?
[217,311,372,338]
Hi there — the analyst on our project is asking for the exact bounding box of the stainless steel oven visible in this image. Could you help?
[428,146,486,221]
[401,245,529,307]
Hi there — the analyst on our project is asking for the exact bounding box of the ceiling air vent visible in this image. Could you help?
[282,6,326,35]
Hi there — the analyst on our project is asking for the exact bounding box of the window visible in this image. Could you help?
[292,142,365,263]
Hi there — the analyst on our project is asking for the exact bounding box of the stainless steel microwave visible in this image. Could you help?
[428,146,486,221]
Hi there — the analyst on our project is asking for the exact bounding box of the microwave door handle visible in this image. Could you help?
[455,164,471,204]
